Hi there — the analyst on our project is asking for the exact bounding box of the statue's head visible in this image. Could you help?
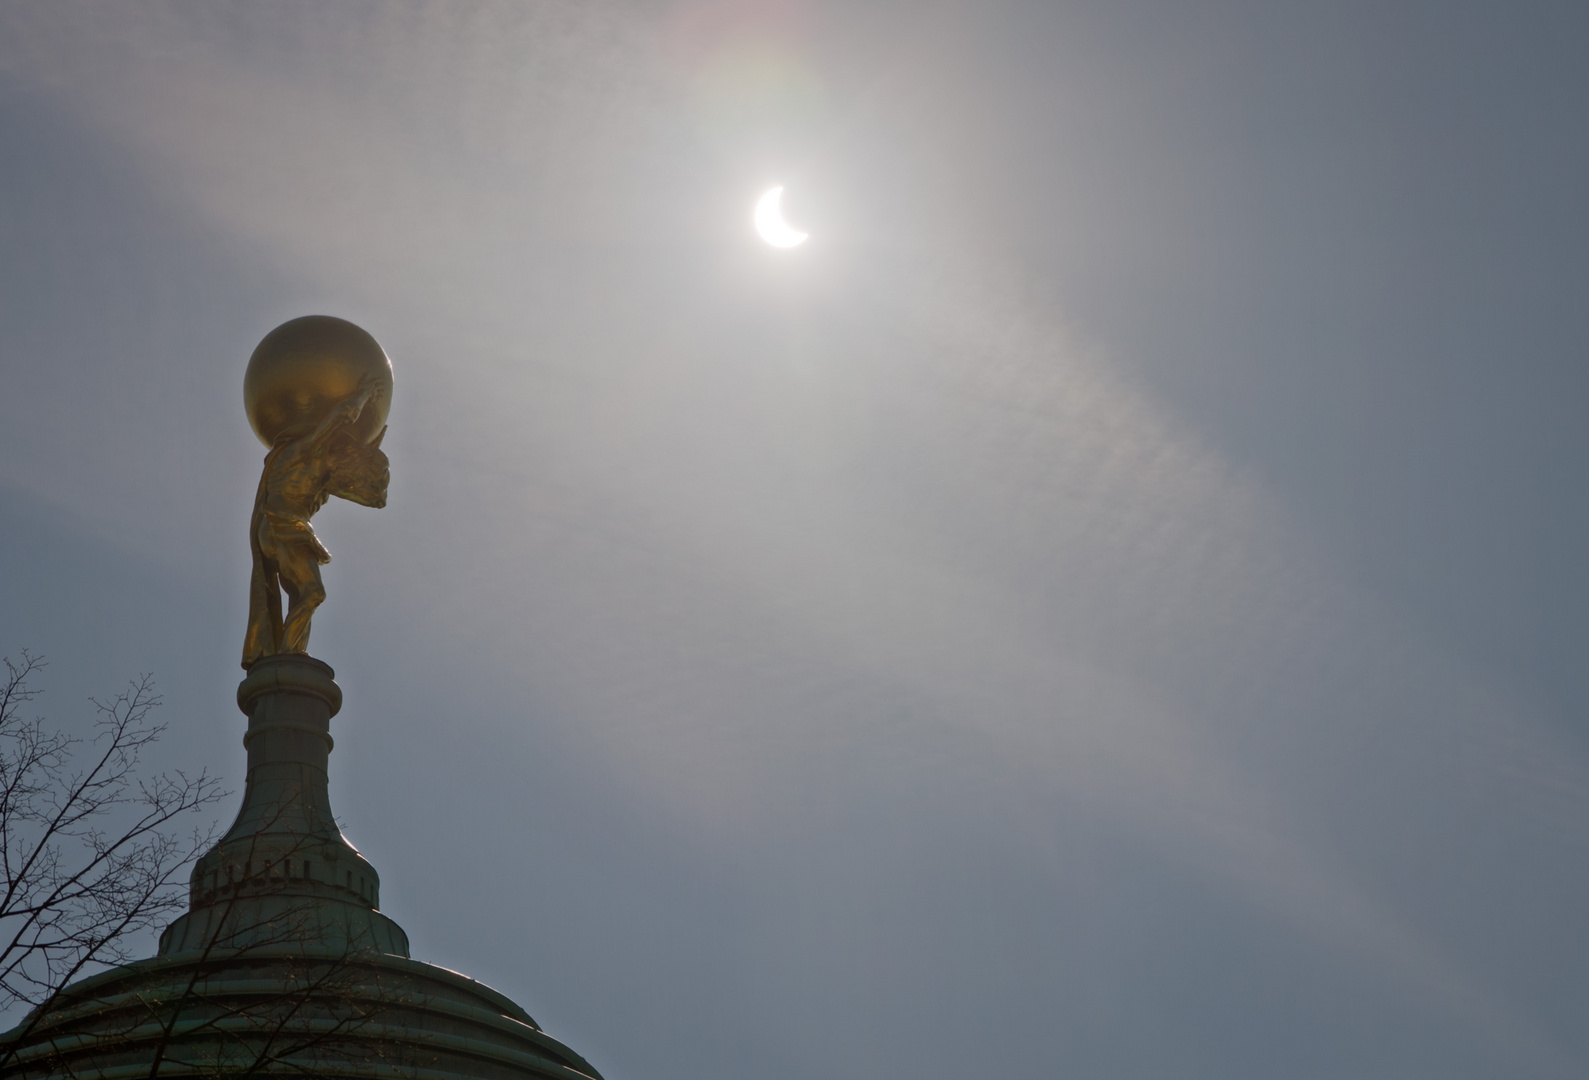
[326,427,390,508]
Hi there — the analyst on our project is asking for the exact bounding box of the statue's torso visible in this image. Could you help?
[260,440,334,523]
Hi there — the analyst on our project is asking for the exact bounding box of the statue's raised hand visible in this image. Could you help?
[335,377,378,425]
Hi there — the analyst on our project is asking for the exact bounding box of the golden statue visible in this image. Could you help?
[241,316,393,669]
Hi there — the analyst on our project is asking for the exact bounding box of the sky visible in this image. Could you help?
[2,1,1588,1077]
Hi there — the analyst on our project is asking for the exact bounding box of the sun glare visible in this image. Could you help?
[754,186,808,248]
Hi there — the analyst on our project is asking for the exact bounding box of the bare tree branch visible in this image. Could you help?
[0,654,226,1058]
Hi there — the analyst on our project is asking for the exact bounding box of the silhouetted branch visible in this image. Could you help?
[0,653,225,1065]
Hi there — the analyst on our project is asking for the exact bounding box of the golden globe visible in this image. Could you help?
[243,315,393,447]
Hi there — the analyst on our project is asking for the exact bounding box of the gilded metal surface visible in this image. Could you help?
[244,316,393,448]
[242,317,392,669]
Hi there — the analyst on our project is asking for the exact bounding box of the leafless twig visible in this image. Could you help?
[0,653,225,1057]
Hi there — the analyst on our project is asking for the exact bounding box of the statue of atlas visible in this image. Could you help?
[240,316,393,669]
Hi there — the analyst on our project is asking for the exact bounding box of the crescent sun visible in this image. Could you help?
[755,186,809,248]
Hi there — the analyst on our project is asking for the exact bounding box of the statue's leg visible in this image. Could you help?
[276,546,327,656]
[266,561,284,644]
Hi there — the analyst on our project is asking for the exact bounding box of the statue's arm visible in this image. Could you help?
[305,382,375,448]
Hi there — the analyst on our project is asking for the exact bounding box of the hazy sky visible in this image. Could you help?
[3,2,1588,1077]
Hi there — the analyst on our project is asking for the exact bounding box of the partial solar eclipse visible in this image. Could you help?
[754,186,808,248]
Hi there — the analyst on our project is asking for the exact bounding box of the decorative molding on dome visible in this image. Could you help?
[0,654,604,1080]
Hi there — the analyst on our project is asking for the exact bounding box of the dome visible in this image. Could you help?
[0,656,601,1080]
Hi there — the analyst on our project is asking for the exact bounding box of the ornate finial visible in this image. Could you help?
[241,316,393,669]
